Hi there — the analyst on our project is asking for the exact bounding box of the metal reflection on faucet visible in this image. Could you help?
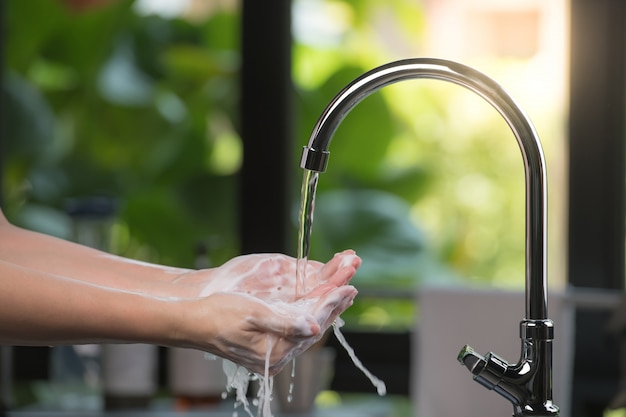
[300,58,559,417]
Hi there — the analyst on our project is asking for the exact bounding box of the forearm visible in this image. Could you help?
[0,215,193,297]
[0,260,183,346]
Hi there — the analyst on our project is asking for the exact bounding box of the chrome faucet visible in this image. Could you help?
[300,58,559,417]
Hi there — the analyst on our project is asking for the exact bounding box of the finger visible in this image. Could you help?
[327,257,361,286]
[308,250,360,288]
[305,264,357,299]
[310,285,358,330]
[313,260,361,296]
[325,250,361,281]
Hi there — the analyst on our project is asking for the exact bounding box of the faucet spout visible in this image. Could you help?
[300,58,558,416]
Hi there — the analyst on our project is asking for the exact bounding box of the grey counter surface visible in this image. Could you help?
[6,396,394,417]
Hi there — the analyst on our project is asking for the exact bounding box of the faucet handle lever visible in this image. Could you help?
[458,345,508,391]
[458,345,486,374]
[458,344,529,409]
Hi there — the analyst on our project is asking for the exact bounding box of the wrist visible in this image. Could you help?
[79,289,188,347]
[157,297,219,353]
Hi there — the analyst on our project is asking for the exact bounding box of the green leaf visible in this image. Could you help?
[200,10,240,52]
[121,189,199,267]
[2,73,56,157]
[5,0,66,70]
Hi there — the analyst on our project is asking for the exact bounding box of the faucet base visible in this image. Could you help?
[458,319,559,417]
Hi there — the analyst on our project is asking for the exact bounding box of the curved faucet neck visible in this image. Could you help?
[300,57,548,320]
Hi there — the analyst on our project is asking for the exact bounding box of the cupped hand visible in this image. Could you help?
[174,250,361,303]
[174,250,361,375]
[189,285,357,375]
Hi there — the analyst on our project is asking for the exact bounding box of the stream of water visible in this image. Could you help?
[295,169,387,396]
[295,169,319,299]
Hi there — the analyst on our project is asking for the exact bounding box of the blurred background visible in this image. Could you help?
[1,0,625,416]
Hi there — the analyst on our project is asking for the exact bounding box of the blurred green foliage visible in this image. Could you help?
[3,0,241,266]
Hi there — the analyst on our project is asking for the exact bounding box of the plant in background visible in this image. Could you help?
[3,0,241,267]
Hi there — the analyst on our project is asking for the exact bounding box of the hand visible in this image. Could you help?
[0,210,359,375]
[187,286,357,375]
[174,250,361,375]
[172,250,360,301]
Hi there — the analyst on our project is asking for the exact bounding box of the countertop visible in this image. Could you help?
[6,395,397,417]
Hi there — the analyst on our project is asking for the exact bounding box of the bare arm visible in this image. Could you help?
[0,212,191,296]
[0,258,357,374]
[0,209,361,374]
[0,259,180,346]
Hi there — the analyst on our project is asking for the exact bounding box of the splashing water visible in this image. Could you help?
[222,360,254,417]
[287,358,296,403]
[221,336,277,417]
[332,319,387,395]
[260,336,274,417]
